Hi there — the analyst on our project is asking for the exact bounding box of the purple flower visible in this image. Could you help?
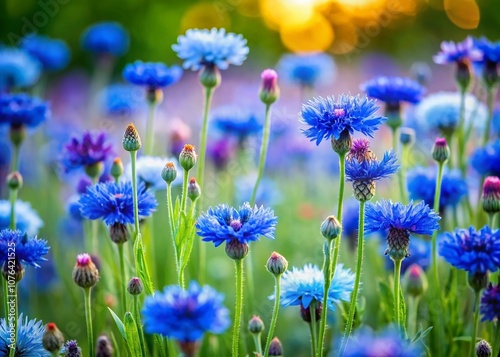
[434,37,482,64]
[61,132,113,173]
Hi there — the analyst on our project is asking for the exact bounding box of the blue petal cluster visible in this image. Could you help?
[100,84,144,117]
[0,229,49,268]
[0,93,49,128]
[433,37,482,64]
[79,181,157,226]
[384,237,431,273]
[439,226,500,274]
[172,28,249,70]
[196,203,277,247]
[342,326,422,357]
[365,199,440,236]
[212,106,262,141]
[345,150,399,182]
[300,94,386,145]
[61,132,113,172]
[142,281,230,342]
[480,283,500,322]
[123,61,183,89]
[471,140,500,177]
[277,52,336,87]
[407,167,468,209]
[473,37,500,64]
[0,48,41,90]
[125,156,182,190]
[361,76,425,105]
[21,35,70,71]
[0,199,44,235]
[0,314,49,357]
[270,263,354,310]
[81,22,129,56]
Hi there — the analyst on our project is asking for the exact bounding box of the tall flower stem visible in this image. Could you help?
[133,295,147,356]
[10,144,20,173]
[145,102,157,155]
[6,281,18,357]
[232,258,244,357]
[407,296,420,338]
[252,334,263,356]
[309,302,318,357]
[166,183,179,277]
[90,176,99,254]
[118,244,127,313]
[130,151,140,238]
[482,87,496,146]
[456,88,467,176]
[398,145,409,204]
[9,188,17,230]
[318,152,346,356]
[264,275,281,357]
[84,287,95,357]
[393,259,403,328]
[493,322,500,357]
[250,104,272,206]
[339,200,366,356]
[180,168,189,215]
[431,162,444,292]
[469,290,481,357]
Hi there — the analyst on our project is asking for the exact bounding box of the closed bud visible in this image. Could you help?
[72,253,99,289]
[6,171,22,190]
[482,176,500,214]
[399,127,415,147]
[320,215,341,241]
[476,339,492,357]
[179,144,197,171]
[199,64,221,89]
[161,162,177,184]
[266,252,288,276]
[146,87,164,105]
[127,277,143,295]
[9,125,26,147]
[122,123,142,152]
[248,315,265,334]
[109,223,130,244]
[403,264,428,297]
[110,158,124,181]
[225,239,249,260]
[259,69,280,105]
[63,340,82,357]
[84,162,104,179]
[385,103,402,130]
[269,337,283,357]
[2,259,24,282]
[432,137,450,164]
[331,129,352,156]
[456,61,472,92]
[43,322,65,352]
[96,334,114,357]
[468,271,488,292]
[187,177,201,202]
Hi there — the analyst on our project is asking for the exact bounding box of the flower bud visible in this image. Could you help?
[43,322,65,353]
[84,162,104,180]
[9,125,26,147]
[248,315,265,334]
[187,177,201,202]
[266,252,288,276]
[179,144,197,171]
[110,157,124,181]
[225,239,249,260]
[403,264,428,297]
[6,171,22,191]
[259,69,280,105]
[127,277,143,295]
[320,215,341,241]
[72,253,99,289]
[410,62,432,86]
[146,87,164,105]
[385,103,402,130]
[2,259,25,282]
[399,127,415,147]
[468,271,488,292]
[432,137,450,164]
[96,334,114,357]
[63,340,82,357]
[122,123,142,152]
[482,176,500,215]
[331,129,352,156]
[269,337,283,357]
[456,61,472,92]
[161,162,177,184]
[109,223,130,244]
[476,339,492,357]
[199,64,221,89]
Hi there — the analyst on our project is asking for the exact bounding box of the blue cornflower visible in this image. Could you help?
[361,76,425,105]
[480,283,500,322]
[142,281,230,342]
[0,229,49,268]
[196,203,277,247]
[123,61,182,89]
[79,181,157,226]
[81,22,129,56]
[0,199,43,235]
[345,150,399,182]
[212,105,262,141]
[383,237,431,273]
[100,84,144,117]
[62,340,82,356]
[300,94,386,145]
[61,132,113,173]
[234,174,282,207]
[473,37,500,64]
[21,35,70,71]
[433,36,482,64]
[125,155,182,190]
[277,52,336,88]
[0,93,49,128]
[0,48,41,90]
[471,140,500,177]
[440,226,500,274]
[270,263,354,310]
[407,167,468,209]
[0,314,49,356]
[172,28,249,70]
[341,326,422,357]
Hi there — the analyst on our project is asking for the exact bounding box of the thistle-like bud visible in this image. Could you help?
[225,238,249,261]
[43,322,65,352]
[331,129,352,156]
[248,315,265,334]
[72,253,99,289]
[96,334,114,357]
[456,60,472,92]
[9,124,26,147]
[269,337,283,357]
[403,264,428,297]
[300,303,322,323]
[432,137,450,164]
[146,87,164,105]
[320,215,341,241]
[468,271,488,293]
[110,158,124,181]
[109,223,130,244]
[476,339,492,357]
[482,176,500,214]
[266,252,288,276]
[399,127,415,147]
[179,144,197,172]
[259,69,280,105]
[127,277,143,295]
[187,177,201,202]
[2,259,25,282]
[161,162,177,184]
[385,228,410,262]
[63,340,82,357]
[199,64,221,89]
[353,180,376,202]
[123,123,142,152]
[6,171,23,190]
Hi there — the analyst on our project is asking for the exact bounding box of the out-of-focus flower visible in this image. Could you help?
[125,156,182,190]
[361,76,425,105]
[61,132,113,173]
[480,282,500,322]
[277,52,336,88]
[0,93,49,128]
[471,140,500,177]
[0,314,50,357]
[207,138,234,170]
[81,22,129,57]
[100,84,144,117]
[212,106,262,142]
[0,199,43,235]
[0,48,41,90]
[123,61,182,89]
[433,37,482,64]
[21,35,70,71]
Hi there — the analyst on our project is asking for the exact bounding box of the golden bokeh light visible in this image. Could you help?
[280,13,334,52]
[444,0,480,29]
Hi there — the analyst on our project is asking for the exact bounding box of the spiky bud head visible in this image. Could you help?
[161,162,178,184]
[248,315,265,334]
[476,339,492,357]
[259,69,280,105]
[109,223,130,244]
[123,123,142,151]
[187,177,201,202]
[72,253,99,289]
[468,271,488,293]
[111,157,124,181]
[199,64,221,89]
[269,337,283,356]
[331,129,352,156]
[96,334,114,357]
[225,238,249,261]
[43,322,65,352]
[179,144,197,171]
[482,176,500,214]
[320,215,342,241]
[127,277,143,295]
[6,171,23,190]
[432,137,450,164]
[146,87,164,105]
[266,252,288,276]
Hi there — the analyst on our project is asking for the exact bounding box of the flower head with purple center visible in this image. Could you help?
[361,76,425,105]
[300,94,386,145]
[196,202,277,247]
[81,22,129,56]
[0,93,49,128]
[123,61,183,89]
[61,132,113,173]
[480,283,500,322]
[0,229,49,268]
[345,150,399,182]
[434,37,482,64]
[21,35,71,71]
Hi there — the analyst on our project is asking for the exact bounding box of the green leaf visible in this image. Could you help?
[399,285,407,336]
[108,307,126,341]
[411,326,433,344]
[134,232,154,295]
[124,312,143,357]
[452,336,472,342]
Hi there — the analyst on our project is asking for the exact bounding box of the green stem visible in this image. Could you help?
[84,288,95,357]
[431,162,444,293]
[456,88,466,175]
[469,291,481,357]
[476,176,486,227]
[180,168,189,215]
[488,213,495,228]
[493,322,500,357]
[408,296,420,338]
[482,87,496,146]
[339,200,366,356]
[118,244,127,313]
[166,183,179,277]
[145,102,157,155]
[5,280,17,357]
[393,259,402,328]
[8,188,17,230]
[10,144,20,174]
[392,127,398,154]
[250,104,272,206]
[264,275,281,357]
[252,334,262,356]
[130,151,140,238]
[309,302,318,357]
[232,259,244,357]
[398,145,409,204]
[133,295,147,357]
[196,87,214,196]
